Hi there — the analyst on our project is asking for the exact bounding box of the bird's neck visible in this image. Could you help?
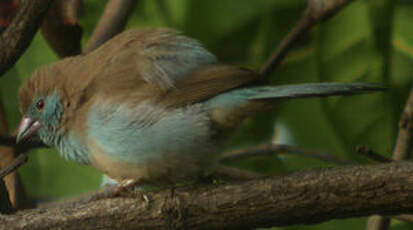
[57,132,91,165]
[40,128,90,165]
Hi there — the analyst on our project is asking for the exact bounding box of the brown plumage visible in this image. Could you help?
[17,28,381,186]
[19,28,259,138]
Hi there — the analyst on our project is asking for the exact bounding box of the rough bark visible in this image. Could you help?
[0,0,53,76]
[366,89,413,229]
[1,162,413,230]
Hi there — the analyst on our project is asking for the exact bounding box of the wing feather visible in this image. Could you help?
[89,28,217,91]
[84,29,259,107]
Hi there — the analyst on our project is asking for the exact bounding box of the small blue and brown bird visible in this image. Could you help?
[16,29,380,190]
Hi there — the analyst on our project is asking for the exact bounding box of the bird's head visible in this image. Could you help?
[16,65,69,145]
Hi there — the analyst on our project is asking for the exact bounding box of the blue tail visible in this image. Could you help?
[206,82,383,129]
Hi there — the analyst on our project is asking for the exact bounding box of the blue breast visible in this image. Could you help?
[55,132,91,164]
[87,100,213,164]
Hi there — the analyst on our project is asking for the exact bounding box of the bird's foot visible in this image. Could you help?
[75,179,150,205]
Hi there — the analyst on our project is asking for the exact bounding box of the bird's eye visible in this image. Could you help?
[35,99,45,111]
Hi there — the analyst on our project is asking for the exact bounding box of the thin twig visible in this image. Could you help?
[0,135,18,147]
[0,135,47,152]
[0,0,53,76]
[84,0,137,53]
[260,0,355,77]
[220,143,350,165]
[392,89,413,160]
[0,154,28,179]
[259,10,312,77]
[355,146,392,163]
[394,214,413,224]
[211,165,263,181]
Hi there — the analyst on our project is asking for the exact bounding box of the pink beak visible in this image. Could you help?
[16,116,41,143]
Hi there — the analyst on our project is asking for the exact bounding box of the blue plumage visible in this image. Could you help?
[16,29,382,188]
[88,101,212,164]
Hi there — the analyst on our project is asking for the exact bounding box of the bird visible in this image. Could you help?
[16,28,381,190]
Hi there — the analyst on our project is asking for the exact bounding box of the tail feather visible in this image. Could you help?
[207,82,384,130]
[247,82,384,100]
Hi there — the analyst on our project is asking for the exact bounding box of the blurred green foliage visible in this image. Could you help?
[0,0,412,229]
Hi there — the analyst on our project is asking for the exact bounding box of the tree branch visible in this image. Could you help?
[0,0,53,76]
[392,89,413,161]
[260,0,355,77]
[2,162,413,229]
[0,136,45,180]
[355,146,392,163]
[84,0,137,53]
[395,214,413,224]
[0,97,29,209]
[366,216,391,230]
[41,0,82,57]
[0,154,28,180]
[221,143,350,164]
[209,165,263,181]
[0,135,46,151]
[0,0,20,33]
[366,88,413,229]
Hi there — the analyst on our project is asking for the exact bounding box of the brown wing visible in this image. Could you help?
[160,64,259,107]
[89,63,258,108]
[83,28,258,107]
[86,28,217,91]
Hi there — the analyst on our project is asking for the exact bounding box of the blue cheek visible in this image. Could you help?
[43,92,63,127]
[33,92,64,145]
